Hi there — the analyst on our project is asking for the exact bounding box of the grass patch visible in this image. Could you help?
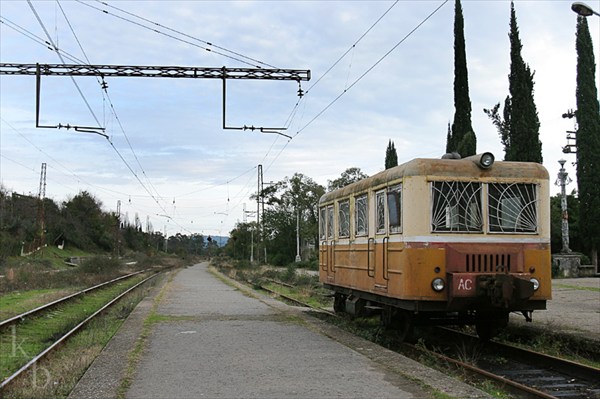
[0,288,81,321]
[552,283,600,292]
[0,274,149,381]
[1,282,153,399]
[496,324,600,368]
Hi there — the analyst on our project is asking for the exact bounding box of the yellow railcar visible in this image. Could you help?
[318,153,551,339]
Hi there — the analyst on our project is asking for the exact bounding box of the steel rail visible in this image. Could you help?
[427,327,600,399]
[0,272,159,390]
[0,270,147,329]
[421,348,560,399]
[259,284,336,317]
[260,280,598,398]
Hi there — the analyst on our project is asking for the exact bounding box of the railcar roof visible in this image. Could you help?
[320,157,549,204]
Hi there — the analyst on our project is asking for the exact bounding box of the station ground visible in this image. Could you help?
[69,263,599,399]
[509,276,599,343]
[69,262,490,399]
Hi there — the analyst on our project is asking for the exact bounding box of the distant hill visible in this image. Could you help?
[208,236,229,247]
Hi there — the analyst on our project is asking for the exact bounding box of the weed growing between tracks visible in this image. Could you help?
[0,288,80,321]
[0,275,156,399]
[213,259,331,309]
[495,324,600,368]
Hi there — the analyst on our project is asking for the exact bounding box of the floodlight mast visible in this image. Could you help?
[0,63,311,136]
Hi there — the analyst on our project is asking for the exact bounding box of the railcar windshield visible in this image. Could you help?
[488,183,538,233]
[430,181,539,234]
[431,182,482,232]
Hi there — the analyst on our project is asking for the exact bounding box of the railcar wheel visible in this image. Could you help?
[381,306,413,342]
[475,311,509,341]
[333,292,346,314]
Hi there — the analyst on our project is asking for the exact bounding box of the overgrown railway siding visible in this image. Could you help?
[0,271,156,390]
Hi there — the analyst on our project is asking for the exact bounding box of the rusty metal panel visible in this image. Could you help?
[448,273,478,297]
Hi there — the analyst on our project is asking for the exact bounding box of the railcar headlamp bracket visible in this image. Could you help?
[465,152,495,169]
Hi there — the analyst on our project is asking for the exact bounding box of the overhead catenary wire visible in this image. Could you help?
[281,0,399,131]
[56,1,165,205]
[4,2,298,231]
[90,0,276,69]
[19,2,177,223]
[27,0,103,129]
[291,0,449,138]
[75,0,274,69]
[2,1,450,236]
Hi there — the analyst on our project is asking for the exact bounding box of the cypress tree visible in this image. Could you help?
[506,2,542,162]
[484,96,512,156]
[575,16,600,267]
[445,122,452,154]
[447,0,476,157]
[385,140,398,169]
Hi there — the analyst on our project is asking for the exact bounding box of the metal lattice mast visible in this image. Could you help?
[0,63,310,135]
[36,162,47,251]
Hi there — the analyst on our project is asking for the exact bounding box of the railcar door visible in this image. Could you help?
[320,205,335,283]
[373,191,389,291]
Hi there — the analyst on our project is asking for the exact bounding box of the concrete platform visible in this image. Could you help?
[70,262,491,399]
[510,277,600,342]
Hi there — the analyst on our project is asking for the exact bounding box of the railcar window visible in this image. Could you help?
[431,181,482,232]
[327,206,334,239]
[387,184,402,233]
[319,207,326,240]
[488,183,537,233]
[355,194,368,236]
[376,191,386,234]
[338,200,350,238]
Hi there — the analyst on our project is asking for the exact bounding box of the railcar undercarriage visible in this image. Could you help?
[327,279,546,341]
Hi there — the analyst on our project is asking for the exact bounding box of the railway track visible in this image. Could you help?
[0,270,147,329]
[419,327,600,399]
[260,279,600,399]
[258,284,336,316]
[0,270,159,390]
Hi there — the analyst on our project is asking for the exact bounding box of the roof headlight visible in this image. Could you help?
[432,278,445,292]
[479,152,495,169]
[464,152,495,169]
[530,278,540,291]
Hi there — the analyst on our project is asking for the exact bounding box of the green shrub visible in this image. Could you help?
[295,259,318,271]
[234,259,257,270]
[279,264,297,283]
[80,256,121,274]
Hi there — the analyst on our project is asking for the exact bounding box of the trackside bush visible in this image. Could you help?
[80,256,121,274]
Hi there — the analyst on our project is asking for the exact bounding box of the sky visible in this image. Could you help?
[1,0,599,239]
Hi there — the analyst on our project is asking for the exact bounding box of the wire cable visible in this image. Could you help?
[292,0,449,138]
[75,0,273,68]
[92,0,276,68]
[56,1,165,205]
[27,0,103,128]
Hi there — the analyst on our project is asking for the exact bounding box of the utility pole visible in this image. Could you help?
[243,203,256,263]
[295,205,301,262]
[35,162,47,255]
[556,159,573,253]
[114,200,121,258]
[257,165,262,263]
[164,225,168,253]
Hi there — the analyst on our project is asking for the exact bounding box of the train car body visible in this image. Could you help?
[318,153,551,338]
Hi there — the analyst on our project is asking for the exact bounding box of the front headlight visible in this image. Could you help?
[479,152,495,168]
[530,278,540,291]
[432,278,445,292]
